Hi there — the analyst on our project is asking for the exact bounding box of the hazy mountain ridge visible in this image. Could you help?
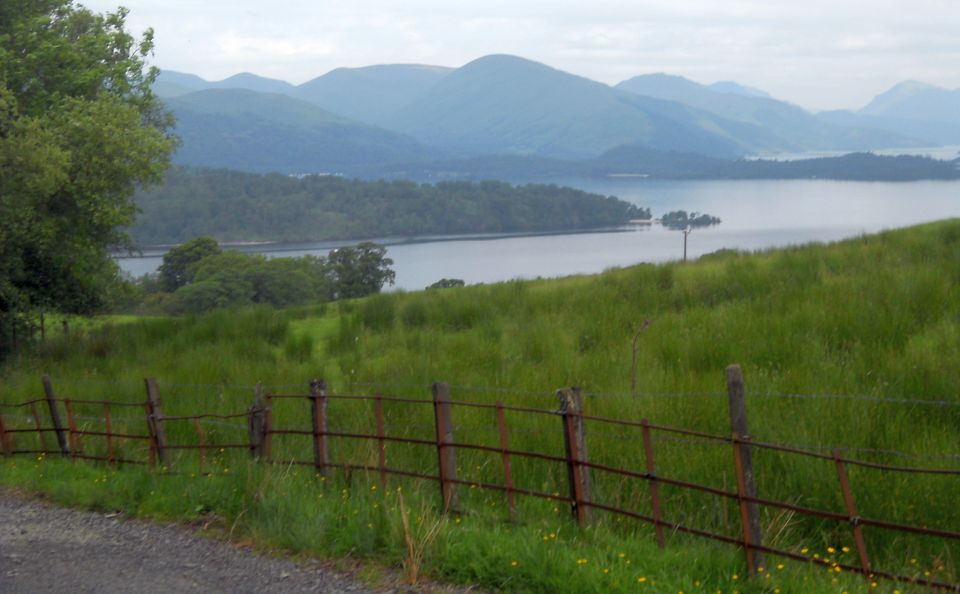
[166,89,437,173]
[153,56,959,175]
[859,80,959,121]
[291,64,453,124]
[816,80,960,145]
[382,55,779,159]
[616,73,917,151]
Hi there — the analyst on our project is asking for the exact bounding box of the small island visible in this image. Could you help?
[660,210,721,230]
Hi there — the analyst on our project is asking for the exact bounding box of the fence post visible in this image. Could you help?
[727,364,765,575]
[42,375,69,456]
[103,402,114,465]
[432,382,459,513]
[30,402,48,452]
[309,379,329,477]
[495,401,517,522]
[248,383,266,460]
[558,387,591,527]
[641,419,665,548]
[374,395,387,489]
[0,413,11,455]
[264,393,274,462]
[833,449,871,578]
[144,378,168,466]
[63,399,80,458]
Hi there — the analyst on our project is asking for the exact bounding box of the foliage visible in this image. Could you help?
[0,0,176,357]
[327,242,395,300]
[428,278,465,289]
[130,168,649,244]
[157,236,221,291]
[660,210,722,230]
[367,148,960,184]
[138,238,393,314]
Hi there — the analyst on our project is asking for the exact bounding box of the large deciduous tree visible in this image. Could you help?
[0,0,175,354]
[327,242,396,300]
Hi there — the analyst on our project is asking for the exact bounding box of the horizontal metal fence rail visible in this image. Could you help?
[1,375,957,591]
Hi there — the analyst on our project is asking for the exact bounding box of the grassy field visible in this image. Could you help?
[3,220,959,592]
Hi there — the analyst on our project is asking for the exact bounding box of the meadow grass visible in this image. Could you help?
[2,220,959,591]
[0,456,931,593]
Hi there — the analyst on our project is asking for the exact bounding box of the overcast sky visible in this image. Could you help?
[83,0,960,111]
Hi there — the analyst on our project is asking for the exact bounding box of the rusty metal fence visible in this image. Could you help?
[1,368,958,591]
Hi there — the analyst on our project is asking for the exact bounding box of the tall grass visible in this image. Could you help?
[3,220,960,591]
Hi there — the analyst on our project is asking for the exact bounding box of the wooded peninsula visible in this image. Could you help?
[129,168,650,245]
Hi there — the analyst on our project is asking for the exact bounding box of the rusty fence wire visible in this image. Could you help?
[0,376,957,592]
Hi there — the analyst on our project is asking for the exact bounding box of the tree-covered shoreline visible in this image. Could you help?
[129,167,650,245]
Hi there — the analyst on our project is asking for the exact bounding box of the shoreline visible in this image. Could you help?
[112,225,638,258]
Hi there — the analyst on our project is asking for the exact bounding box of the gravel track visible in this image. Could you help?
[0,494,375,593]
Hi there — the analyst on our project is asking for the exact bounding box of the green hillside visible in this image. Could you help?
[292,64,453,124]
[3,221,958,592]
[153,70,296,96]
[129,168,647,244]
[166,89,435,173]
[386,54,781,159]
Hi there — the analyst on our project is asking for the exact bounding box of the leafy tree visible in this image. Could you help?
[158,236,221,291]
[0,1,175,354]
[327,242,395,299]
[167,272,253,314]
[428,278,465,289]
[661,210,721,230]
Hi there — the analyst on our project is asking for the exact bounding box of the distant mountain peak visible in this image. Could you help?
[888,80,939,93]
[860,80,958,121]
[460,54,561,73]
[708,81,772,99]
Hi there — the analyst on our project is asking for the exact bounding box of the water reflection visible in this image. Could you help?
[117,179,960,291]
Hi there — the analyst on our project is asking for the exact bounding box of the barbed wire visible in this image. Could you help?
[750,391,960,408]
[20,377,960,410]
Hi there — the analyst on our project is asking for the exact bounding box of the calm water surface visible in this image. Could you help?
[117,179,960,291]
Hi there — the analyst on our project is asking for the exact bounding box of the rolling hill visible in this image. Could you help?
[152,58,958,174]
[382,54,783,159]
[291,64,453,124]
[616,73,916,152]
[154,70,295,98]
[817,81,960,146]
[166,89,435,173]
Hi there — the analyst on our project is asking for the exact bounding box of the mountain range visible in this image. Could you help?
[153,54,960,176]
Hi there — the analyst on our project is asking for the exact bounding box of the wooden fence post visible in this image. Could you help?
[641,419,665,548]
[495,401,517,522]
[558,387,591,526]
[144,378,168,466]
[63,399,80,458]
[432,382,459,513]
[0,413,11,455]
[727,364,765,575]
[833,449,872,578]
[42,375,69,456]
[30,402,48,452]
[374,395,387,489]
[309,379,329,477]
[263,393,274,462]
[103,402,114,465]
[248,383,266,460]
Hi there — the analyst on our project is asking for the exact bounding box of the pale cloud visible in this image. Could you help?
[80,0,960,110]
